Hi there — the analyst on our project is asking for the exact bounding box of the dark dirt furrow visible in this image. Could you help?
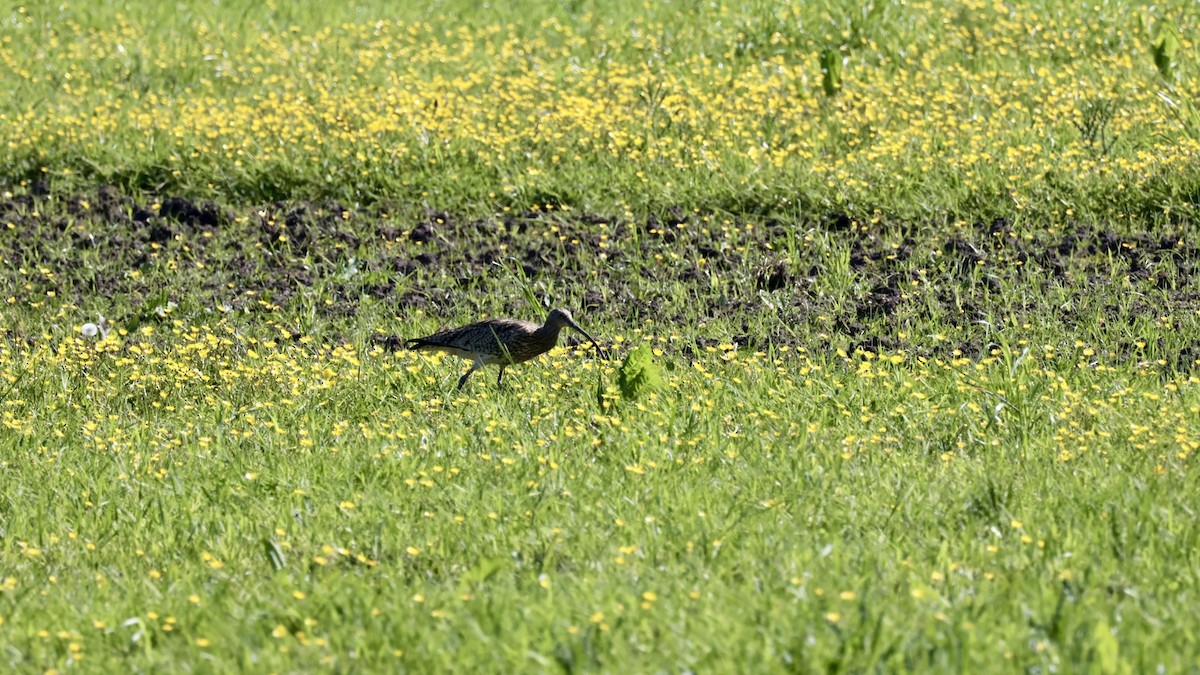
[2,186,1198,367]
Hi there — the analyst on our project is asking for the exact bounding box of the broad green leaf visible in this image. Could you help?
[1152,30,1179,81]
[618,343,664,402]
[263,538,287,571]
[1092,619,1121,675]
[821,48,843,97]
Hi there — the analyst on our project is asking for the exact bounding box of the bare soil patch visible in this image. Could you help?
[2,187,1197,366]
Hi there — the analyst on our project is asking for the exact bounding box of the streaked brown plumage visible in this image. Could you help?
[406,308,606,389]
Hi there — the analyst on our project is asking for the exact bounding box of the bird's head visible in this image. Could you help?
[545,308,577,330]
[546,308,608,359]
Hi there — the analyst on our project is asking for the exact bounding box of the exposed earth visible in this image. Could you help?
[2,184,1197,367]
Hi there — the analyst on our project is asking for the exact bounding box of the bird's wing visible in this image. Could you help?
[408,319,537,353]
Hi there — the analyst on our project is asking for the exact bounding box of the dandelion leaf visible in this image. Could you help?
[617,343,663,401]
[1092,619,1122,675]
[821,48,843,97]
[263,538,287,571]
[1152,29,1179,81]
[461,557,506,586]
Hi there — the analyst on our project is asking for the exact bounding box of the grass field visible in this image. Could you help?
[2,0,1200,672]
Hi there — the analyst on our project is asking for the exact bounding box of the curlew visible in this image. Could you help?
[406,308,606,389]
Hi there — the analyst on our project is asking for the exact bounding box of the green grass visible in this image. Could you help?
[2,0,1200,220]
[2,0,1200,672]
[2,327,1199,672]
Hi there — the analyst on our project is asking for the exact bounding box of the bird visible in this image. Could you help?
[406,308,607,390]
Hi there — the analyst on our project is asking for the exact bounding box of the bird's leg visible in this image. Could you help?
[457,361,481,390]
[497,365,506,386]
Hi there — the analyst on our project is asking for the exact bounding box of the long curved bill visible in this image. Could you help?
[564,316,609,360]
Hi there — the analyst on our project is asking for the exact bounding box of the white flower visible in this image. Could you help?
[82,314,111,339]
